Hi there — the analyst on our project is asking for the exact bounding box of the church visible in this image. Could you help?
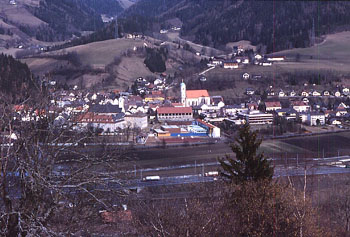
[180,81,211,107]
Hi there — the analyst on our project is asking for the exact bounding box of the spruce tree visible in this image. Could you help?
[219,124,274,184]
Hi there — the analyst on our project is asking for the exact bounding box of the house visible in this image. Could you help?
[261,61,272,66]
[246,102,258,110]
[144,93,165,102]
[301,91,309,97]
[157,107,193,121]
[124,113,148,129]
[334,91,342,97]
[335,108,348,117]
[329,118,342,125]
[323,90,330,96]
[254,54,263,60]
[246,88,255,95]
[223,60,239,69]
[242,73,250,80]
[311,90,321,97]
[223,104,246,116]
[302,97,309,103]
[74,112,126,133]
[235,56,249,64]
[307,112,326,126]
[291,101,310,113]
[337,102,349,110]
[265,101,282,112]
[211,58,224,66]
[181,82,210,107]
[278,90,286,97]
[276,108,298,120]
[88,104,123,116]
[267,56,285,62]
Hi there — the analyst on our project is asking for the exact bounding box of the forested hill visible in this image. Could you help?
[3,0,124,42]
[0,54,37,103]
[123,0,350,52]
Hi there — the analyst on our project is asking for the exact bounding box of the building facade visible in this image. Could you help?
[157,107,193,121]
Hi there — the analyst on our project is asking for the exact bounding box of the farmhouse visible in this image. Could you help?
[291,101,310,113]
[223,60,239,69]
[265,101,282,111]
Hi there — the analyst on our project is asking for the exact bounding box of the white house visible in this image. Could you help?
[265,101,282,112]
[301,91,309,97]
[124,113,148,129]
[292,101,310,113]
[254,54,263,60]
[312,90,321,97]
[323,90,330,96]
[242,73,250,80]
[278,90,286,97]
[267,57,285,62]
[334,91,342,97]
[307,112,325,126]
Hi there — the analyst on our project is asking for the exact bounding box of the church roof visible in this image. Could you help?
[186,90,209,98]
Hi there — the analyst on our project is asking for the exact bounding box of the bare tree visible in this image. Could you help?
[0,95,132,235]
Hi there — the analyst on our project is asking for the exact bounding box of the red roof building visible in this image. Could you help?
[265,101,282,111]
[157,107,193,121]
[186,90,209,98]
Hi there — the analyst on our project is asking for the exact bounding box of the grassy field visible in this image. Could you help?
[52,38,146,67]
[273,31,350,70]
[201,31,350,97]
[0,0,44,27]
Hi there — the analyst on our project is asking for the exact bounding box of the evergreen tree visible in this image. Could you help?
[219,124,274,184]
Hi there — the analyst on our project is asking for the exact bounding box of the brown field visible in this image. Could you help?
[114,56,155,87]
[0,0,45,27]
[51,38,146,67]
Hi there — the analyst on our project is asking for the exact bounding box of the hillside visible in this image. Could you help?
[0,0,124,49]
[0,53,37,102]
[123,0,350,53]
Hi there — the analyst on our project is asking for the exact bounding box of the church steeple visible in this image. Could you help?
[180,80,186,106]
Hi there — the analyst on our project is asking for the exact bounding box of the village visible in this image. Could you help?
[12,59,350,147]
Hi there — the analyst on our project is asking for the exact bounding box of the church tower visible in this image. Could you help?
[180,80,186,106]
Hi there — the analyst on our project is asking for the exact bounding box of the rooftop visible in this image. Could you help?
[186,90,209,98]
[157,107,193,114]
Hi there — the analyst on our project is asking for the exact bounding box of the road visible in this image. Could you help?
[55,155,350,193]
